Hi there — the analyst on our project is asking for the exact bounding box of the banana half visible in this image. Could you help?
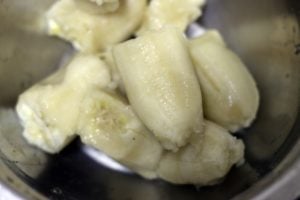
[113,28,204,151]
[16,53,163,178]
[189,31,259,132]
[47,0,147,53]
[16,54,112,153]
[78,90,163,178]
[157,120,245,185]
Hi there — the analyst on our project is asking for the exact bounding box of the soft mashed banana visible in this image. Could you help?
[16,0,259,186]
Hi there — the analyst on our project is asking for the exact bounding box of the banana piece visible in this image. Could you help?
[113,28,203,151]
[189,31,259,132]
[17,52,162,176]
[16,54,112,153]
[47,0,147,53]
[74,0,120,14]
[16,84,81,154]
[78,90,163,178]
[157,120,245,185]
[138,0,206,35]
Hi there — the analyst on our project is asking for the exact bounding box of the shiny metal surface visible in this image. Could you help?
[0,0,299,199]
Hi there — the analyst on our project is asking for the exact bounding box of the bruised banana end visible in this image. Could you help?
[113,28,204,151]
[138,0,206,35]
[189,31,259,132]
[78,90,163,179]
[157,121,245,185]
[16,54,112,153]
[47,0,146,53]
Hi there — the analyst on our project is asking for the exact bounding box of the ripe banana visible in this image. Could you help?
[16,78,82,154]
[113,28,204,151]
[157,120,245,185]
[17,53,163,177]
[78,90,163,178]
[138,0,206,35]
[47,0,147,53]
[16,54,112,153]
[189,31,259,132]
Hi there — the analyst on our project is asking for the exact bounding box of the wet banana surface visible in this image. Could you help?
[189,31,259,132]
[47,0,147,53]
[16,54,111,153]
[157,121,244,185]
[15,0,259,186]
[113,28,203,151]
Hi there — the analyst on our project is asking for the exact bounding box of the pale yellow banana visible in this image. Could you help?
[113,28,204,151]
[16,79,81,154]
[17,53,163,177]
[157,120,245,185]
[78,90,163,178]
[47,0,147,53]
[16,54,112,153]
[189,31,259,132]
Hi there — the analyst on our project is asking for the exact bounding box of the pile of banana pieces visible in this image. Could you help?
[16,0,259,186]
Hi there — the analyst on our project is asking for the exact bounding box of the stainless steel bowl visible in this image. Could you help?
[0,0,300,199]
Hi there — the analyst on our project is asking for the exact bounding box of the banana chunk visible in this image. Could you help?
[189,31,259,132]
[78,90,163,178]
[157,121,245,185]
[16,84,81,154]
[138,0,206,35]
[113,28,203,151]
[16,54,112,153]
[47,0,146,53]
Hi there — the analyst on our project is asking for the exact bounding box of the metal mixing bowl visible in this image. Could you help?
[0,0,300,199]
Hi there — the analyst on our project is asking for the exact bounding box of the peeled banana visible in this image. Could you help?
[157,120,245,185]
[47,0,147,53]
[113,28,204,151]
[15,0,258,187]
[138,0,206,35]
[16,54,112,153]
[189,31,259,132]
[17,53,163,178]
[16,85,78,154]
[78,90,163,178]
